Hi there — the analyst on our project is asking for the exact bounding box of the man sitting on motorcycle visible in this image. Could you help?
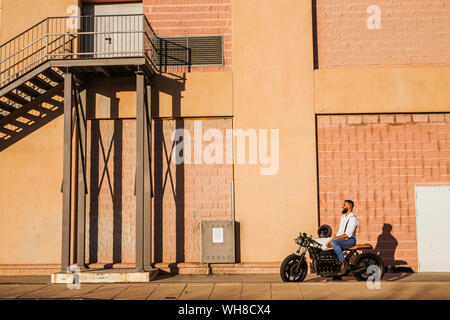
[329,200,359,276]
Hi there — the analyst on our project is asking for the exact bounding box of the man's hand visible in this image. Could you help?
[327,234,348,248]
[331,234,348,241]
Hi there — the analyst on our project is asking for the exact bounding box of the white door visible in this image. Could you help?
[93,3,143,57]
[415,186,450,272]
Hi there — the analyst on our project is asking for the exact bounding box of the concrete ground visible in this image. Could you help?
[1,272,450,300]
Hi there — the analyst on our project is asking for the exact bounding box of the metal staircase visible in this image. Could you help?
[0,14,191,151]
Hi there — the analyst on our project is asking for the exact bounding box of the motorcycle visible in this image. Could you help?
[280,225,385,282]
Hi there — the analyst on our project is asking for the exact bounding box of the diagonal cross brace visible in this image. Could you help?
[145,84,154,198]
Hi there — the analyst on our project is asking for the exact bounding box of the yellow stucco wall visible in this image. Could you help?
[86,78,137,119]
[86,72,233,119]
[315,67,450,114]
[0,0,77,267]
[0,118,64,264]
[0,0,3,36]
[231,0,318,262]
[0,0,78,44]
[154,72,233,118]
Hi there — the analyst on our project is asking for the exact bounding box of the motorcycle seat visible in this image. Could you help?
[345,244,372,250]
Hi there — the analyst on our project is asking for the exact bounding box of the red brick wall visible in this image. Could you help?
[144,0,232,72]
[153,118,233,263]
[85,118,233,265]
[316,0,450,68]
[86,119,137,265]
[317,113,450,270]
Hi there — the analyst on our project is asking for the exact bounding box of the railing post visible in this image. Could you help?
[159,38,162,73]
[188,48,192,73]
[164,40,168,73]
[46,19,49,58]
[141,15,145,57]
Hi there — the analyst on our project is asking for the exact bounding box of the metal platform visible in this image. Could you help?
[0,14,191,150]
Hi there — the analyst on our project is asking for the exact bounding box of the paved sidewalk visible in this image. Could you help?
[1,273,450,300]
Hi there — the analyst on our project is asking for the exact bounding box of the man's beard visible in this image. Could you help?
[342,208,348,214]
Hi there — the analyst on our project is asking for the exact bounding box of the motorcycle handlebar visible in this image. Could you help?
[295,233,322,247]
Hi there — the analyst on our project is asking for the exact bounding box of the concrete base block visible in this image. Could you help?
[51,268,158,284]
[51,273,74,284]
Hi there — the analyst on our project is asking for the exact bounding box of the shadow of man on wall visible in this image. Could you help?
[374,223,413,280]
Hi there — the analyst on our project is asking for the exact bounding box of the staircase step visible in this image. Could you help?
[0,101,16,113]
[48,99,64,108]
[22,113,44,122]
[17,84,41,99]
[42,69,64,83]
[30,105,55,114]
[0,126,17,136]
[28,77,53,91]
[10,119,30,128]
[4,92,30,106]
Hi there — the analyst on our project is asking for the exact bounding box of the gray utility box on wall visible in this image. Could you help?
[201,220,235,263]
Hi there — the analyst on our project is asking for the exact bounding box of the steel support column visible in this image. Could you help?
[136,72,145,271]
[76,89,87,269]
[61,72,73,273]
[144,84,152,269]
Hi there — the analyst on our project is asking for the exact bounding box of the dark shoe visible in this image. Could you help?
[338,261,349,276]
[332,275,342,281]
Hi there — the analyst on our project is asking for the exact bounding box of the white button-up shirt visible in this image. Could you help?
[336,212,358,238]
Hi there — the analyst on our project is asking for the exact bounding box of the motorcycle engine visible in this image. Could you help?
[316,250,340,277]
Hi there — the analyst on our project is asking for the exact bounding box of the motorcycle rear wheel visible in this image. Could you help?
[352,253,385,281]
[280,254,308,282]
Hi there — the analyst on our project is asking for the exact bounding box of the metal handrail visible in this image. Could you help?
[0,18,48,49]
[0,14,191,89]
[0,35,74,85]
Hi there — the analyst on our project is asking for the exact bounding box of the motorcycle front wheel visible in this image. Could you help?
[280,254,308,282]
[352,253,385,281]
